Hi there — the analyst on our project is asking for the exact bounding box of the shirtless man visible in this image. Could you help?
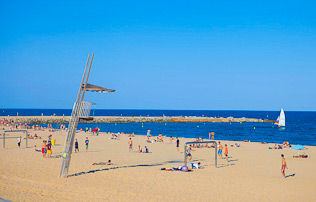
[218,141,223,158]
[128,138,133,152]
[224,144,228,162]
[281,154,288,178]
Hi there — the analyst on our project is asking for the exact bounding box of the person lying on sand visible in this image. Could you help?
[190,162,203,169]
[293,152,309,158]
[92,160,112,165]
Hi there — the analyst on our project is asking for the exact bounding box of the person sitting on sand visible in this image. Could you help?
[146,138,151,143]
[137,145,142,153]
[143,146,149,153]
[92,160,112,165]
[158,134,164,142]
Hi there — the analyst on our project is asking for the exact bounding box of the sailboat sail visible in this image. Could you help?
[278,108,285,127]
[274,116,280,125]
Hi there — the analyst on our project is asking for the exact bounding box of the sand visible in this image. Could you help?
[0,127,315,202]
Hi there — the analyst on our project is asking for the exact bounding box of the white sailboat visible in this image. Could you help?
[274,108,285,127]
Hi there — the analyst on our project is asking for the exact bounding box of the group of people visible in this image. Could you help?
[217,141,229,162]
[74,137,89,152]
[136,145,149,153]
[269,141,292,150]
[39,135,54,158]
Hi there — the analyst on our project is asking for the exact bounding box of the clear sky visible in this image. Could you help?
[0,1,315,111]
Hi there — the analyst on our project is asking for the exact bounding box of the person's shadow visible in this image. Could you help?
[285,173,296,178]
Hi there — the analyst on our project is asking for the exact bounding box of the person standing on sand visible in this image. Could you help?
[281,154,288,178]
[186,145,192,161]
[128,138,133,152]
[218,141,223,158]
[224,144,228,162]
[17,136,21,149]
[147,129,151,137]
[75,139,79,153]
[209,132,211,140]
[176,137,180,152]
[46,141,52,158]
[42,140,46,158]
[85,137,89,151]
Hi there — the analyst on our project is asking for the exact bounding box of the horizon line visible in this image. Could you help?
[0,108,315,112]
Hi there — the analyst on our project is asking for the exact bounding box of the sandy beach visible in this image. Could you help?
[0,127,315,202]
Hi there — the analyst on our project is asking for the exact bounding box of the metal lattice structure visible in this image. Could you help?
[59,53,115,178]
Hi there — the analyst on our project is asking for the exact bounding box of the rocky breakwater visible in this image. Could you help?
[0,116,274,124]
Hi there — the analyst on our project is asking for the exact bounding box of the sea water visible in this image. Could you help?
[1,109,315,146]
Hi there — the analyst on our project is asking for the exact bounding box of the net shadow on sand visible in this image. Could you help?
[67,159,204,178]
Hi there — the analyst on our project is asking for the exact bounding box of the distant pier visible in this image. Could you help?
[0,116,274,124]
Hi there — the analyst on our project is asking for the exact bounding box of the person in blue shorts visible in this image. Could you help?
[85,137,89,151]
[218,141,223,158]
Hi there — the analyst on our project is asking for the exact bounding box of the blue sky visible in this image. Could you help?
[0,1,315,111]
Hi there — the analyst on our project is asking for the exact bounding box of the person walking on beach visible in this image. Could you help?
[186,145,192,161]
[176,137,180,152]
[218,141,223,158]
[224,144,228,162]
[281,154,288,178]
[211,132,215,140]
[75,139,79,153]
[128,138,133,152]
[85,137,89,151]
[17,136,21,149]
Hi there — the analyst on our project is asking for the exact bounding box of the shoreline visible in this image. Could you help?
[0,115,274,124]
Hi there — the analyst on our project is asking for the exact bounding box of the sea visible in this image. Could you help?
[1,109,316,146]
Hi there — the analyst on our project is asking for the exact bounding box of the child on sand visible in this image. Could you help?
[85,137,89,151]
[137,145,142,153]
[75,139,79,153]
[224,144,228,162]
[42,140,46,158]
[281,154,288,178]
[17,136,21,149]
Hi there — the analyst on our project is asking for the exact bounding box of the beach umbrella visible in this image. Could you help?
[291,145,306,155]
